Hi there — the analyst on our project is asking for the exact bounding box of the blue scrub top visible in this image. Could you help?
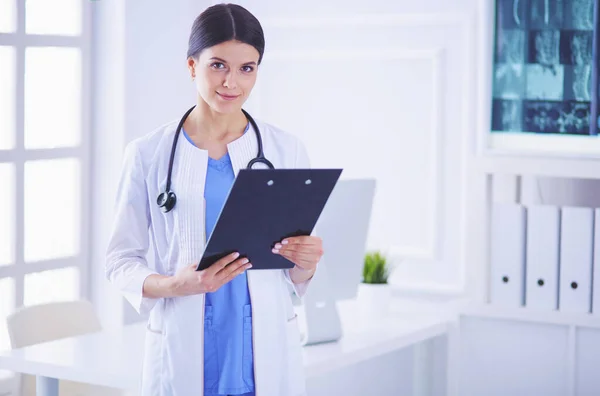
[182,125,255,396]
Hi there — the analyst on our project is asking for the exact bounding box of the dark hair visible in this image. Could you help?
[187,3,265,65]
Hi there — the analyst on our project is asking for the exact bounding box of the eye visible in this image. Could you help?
[241,65,255,73]
[210,62,226,70]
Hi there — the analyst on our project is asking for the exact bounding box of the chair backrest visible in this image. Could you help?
[7,300,102,349]
[0,369,19,396]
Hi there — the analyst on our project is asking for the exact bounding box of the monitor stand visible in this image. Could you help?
[295,263,343,346]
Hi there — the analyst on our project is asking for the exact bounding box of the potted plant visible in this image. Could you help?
[357,251,392,321]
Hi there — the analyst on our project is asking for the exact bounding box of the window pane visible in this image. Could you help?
[25,0,81,36]
[25,47,81,149]
[0,277,15,351]
[0,46,16,150]
[24,158,80,262]
[0,0,16,33]
[0,164,14,266]
[24,267,79,307]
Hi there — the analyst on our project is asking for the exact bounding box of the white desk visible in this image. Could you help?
[0,298,454,396]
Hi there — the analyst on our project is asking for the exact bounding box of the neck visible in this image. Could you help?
[189,98,247,142]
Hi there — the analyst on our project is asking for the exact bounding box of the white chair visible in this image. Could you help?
[0,369,18,396]
[6,300,127,396]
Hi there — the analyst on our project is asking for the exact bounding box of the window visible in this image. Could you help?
[0,0,16,34]
[0,0,91,352]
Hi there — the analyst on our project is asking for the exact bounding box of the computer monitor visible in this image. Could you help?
[315,178,377,300]
[297,178,377,345]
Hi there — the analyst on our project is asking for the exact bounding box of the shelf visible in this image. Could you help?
[488,133,600,160]
[474,155,600,179]
[461,303,600,329]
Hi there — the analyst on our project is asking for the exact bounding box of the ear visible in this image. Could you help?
[187,57,196,79]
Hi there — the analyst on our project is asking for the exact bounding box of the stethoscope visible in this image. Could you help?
[157,105,275,213]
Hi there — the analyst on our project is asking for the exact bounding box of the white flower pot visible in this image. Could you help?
[356,282,391,323]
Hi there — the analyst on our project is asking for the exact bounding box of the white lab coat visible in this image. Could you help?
[105,116,315,396]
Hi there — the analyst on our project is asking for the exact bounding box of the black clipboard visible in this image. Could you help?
[197,168,343,271]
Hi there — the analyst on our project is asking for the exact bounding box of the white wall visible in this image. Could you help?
[90,0,127,329]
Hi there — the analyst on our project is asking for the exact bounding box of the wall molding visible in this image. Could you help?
[255,9,477,291]
[259,47,445,261]
[261,13,471,29]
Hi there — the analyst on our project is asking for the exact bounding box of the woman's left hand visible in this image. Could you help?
[272,236,323,273]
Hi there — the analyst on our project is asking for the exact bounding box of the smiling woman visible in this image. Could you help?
[105,3,319,396]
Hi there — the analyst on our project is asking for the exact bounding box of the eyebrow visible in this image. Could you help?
[209,57,257,66]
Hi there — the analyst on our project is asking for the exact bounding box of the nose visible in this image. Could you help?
[223,71,237,90]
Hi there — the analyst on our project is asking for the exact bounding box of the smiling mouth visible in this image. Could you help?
[217,92,240,101]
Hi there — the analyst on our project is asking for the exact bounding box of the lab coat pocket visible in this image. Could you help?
[242,304,255,387]
[203,305,219,390]
[141,324,164,395]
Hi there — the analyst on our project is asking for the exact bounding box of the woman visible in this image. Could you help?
[105,4,322,396]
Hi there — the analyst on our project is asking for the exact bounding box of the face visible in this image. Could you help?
[188,40,260,114]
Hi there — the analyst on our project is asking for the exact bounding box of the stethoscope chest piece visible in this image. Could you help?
[157,191,177,213]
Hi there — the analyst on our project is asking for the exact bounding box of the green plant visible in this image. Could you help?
[362,251,390,284]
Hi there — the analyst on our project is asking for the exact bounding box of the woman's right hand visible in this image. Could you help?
[171,252,252,297]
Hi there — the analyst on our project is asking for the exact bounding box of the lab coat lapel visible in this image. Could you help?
[228,121,260,176]
[162,137,210,396]
[172,137,208,270]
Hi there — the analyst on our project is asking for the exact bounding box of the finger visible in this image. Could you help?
[275,235,318,247]
[280,248,321,266]
[274,246,324,262]
[278,250,318,265]
[215,256,249,278]
[275,245,321,255]
[215,257,251,281]
[205,252,241,276]
[280,236,318,246]
[221,260,252,285]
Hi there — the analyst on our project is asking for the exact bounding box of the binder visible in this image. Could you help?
[593,209,600,315]
[559,206,594,314]
[525,205,560,311]
[490,203,527,307]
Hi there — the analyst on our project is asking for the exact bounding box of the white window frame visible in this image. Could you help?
[0,1,92,315]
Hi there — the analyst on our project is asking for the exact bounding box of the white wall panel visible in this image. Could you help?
[239,9,476,291]
[460,317,569,396]
[576,328,600,395]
